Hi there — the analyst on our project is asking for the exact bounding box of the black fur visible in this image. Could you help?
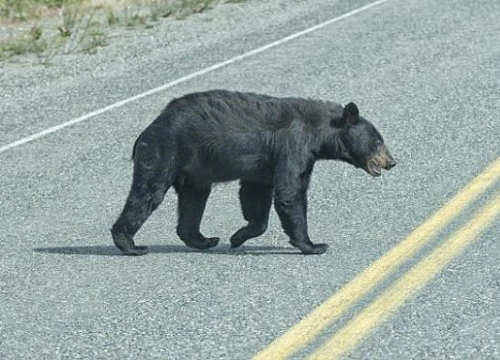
[111,90,395,255]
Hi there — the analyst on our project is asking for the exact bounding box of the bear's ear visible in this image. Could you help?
[342,102,359,126]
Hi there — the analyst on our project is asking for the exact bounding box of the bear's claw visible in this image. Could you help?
[290,241,328,255]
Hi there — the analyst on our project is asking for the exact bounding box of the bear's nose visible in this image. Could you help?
[386,159,396,170]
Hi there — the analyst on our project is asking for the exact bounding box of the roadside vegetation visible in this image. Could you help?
[0,0,240,64]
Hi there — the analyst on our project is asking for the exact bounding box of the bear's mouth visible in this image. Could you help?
[365,146,396,177]
[367,160,382,177]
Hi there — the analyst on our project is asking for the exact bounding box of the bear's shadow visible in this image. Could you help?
[33,244,301,256]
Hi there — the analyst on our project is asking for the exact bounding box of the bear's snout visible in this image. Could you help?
[366,145,396,177]
[385,158,396,170]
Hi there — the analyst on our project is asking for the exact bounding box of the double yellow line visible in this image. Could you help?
[253,157,500,360]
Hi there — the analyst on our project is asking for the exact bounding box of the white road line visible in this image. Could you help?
[0,0,393,155]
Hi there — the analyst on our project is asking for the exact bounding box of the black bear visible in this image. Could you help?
[111,90,396,256]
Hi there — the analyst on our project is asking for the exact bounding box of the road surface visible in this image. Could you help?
[1,0,499,359]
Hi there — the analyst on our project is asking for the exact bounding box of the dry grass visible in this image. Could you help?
[0,0,240,64]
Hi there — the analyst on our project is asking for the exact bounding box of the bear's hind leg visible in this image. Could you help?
[111,163,172,256]
[174,179,219,250]
[230,181,273,248]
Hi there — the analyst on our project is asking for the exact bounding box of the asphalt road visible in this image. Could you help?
[1,0,499,359]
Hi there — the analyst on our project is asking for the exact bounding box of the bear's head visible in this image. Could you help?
[330,102,396,177]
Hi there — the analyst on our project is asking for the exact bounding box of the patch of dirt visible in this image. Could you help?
[0,0,222,64]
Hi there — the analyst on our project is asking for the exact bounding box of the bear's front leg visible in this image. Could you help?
[273,177,328,255]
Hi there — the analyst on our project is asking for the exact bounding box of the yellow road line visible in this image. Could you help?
[308,190,500,360]
[252,157,500,360]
